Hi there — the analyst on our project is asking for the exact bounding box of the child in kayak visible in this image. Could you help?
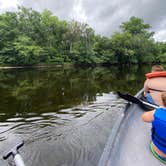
[143,65,166,106]
[142,92,166,164]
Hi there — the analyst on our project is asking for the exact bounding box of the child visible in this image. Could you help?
[144,65,166,106]
[142,92,166,164]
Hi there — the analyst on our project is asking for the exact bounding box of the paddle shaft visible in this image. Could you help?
[141,100,158,109]
[14,154,26,166]
[3,141,26,166]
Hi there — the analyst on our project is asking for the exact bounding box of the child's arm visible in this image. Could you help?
[141,110,155,122]
[143,79,149,97]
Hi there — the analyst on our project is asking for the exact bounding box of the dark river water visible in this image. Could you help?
[0,65,153,165]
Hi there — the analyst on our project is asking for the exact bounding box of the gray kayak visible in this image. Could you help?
[98,90,164,166]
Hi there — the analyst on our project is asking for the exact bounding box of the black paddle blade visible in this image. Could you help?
[117,91,142,105]
[117,91,158,110]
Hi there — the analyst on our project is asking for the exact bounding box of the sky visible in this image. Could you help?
[0,0,166,41]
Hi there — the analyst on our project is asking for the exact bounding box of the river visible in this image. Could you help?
[0,65,153,165]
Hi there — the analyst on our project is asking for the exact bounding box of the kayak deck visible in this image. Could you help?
[98,92,163,166]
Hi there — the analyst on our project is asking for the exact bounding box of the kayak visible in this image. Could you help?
[98,90,163,166]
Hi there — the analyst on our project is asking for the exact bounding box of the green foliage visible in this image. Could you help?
[156,53,166,62]
[110,17,161,64]
[0,7,166,66]
[14,36,45,65]
[120,16,152,36]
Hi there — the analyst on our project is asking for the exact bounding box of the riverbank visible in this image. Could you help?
[0,63,74,69]
[0,62,164,70]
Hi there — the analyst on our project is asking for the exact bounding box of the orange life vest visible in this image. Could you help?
[146,71,166,79]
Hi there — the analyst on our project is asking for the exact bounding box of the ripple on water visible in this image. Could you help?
[25,117,44,122]
[0,136,6,142]
[27,112,37,116]
[0,122,25,134]
[6,117,24,122]
[0,92,126,166]
[41,112,56,116]
[0,113,6,116]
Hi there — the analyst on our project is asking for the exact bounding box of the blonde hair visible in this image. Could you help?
[161,92,166,107]
[151,65,164,72]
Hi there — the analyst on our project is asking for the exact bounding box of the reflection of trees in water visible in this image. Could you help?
[0,65,151,120]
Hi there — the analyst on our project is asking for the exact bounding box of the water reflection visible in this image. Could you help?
[0,65,153,165]
[0,65,150,121]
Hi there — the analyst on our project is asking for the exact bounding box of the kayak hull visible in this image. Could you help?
[98,90,163,166]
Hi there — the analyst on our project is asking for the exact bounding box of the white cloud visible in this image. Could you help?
[70,0,87,23]
[0,0,166,41]
[0,0,19,10]
[154,30,166,42]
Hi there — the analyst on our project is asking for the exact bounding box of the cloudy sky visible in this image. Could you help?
[0,0,166,41]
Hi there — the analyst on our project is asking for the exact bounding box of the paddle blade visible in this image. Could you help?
[117,91,158,109]
[117,91,142,105]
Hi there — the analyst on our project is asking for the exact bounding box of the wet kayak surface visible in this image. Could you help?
[98,91,163,166]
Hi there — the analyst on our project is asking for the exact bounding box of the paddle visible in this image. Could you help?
[3,140,26,166]
[117,91,158,109]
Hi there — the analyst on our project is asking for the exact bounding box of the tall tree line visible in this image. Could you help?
[0,7,166,66]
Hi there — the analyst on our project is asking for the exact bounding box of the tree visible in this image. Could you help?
[93,36,114,64]
[0,7,165,66]
[120,16,153,37]
[111,16,157,64]
[0,12,19,64]
[111,32,135,63]
[14,36,45,65]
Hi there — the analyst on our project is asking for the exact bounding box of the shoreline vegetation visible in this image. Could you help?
[0,6,166,66]
[0,64,64,69]
[0,62,163,70]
